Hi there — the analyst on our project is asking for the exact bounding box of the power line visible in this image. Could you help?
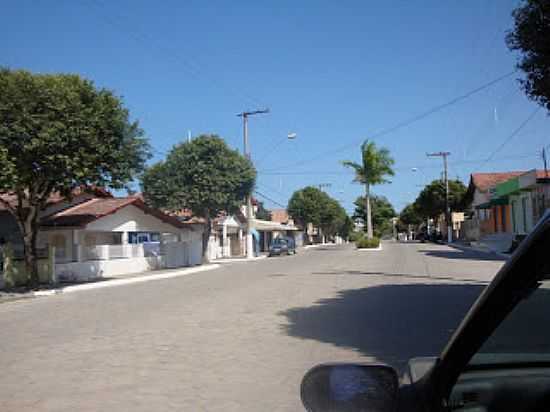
[477,107,541,170]
[262,70,516,173]
[254,190,287,208]
[257,153,538,176]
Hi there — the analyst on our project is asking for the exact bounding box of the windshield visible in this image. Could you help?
[272,238,288,246]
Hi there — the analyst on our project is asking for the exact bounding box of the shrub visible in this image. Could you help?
[356,237,380,249]
[349,231,364,242]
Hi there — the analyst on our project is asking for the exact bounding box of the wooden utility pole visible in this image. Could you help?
[427,151,452,243]
[237,109,270,258]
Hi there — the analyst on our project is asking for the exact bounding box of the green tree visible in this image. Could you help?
[287,186,327,229]
[399,203,423,229]
[0,68,150,286]
[353,195,396,237]
[288,186,349,240]
[141,135,256,261]
[507,0,550,113]
[342,140,395,239]
[415,179,467,221]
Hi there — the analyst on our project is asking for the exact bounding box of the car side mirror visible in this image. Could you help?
[300,363,399,412]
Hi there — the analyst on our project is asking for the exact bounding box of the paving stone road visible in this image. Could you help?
[0,242,505,411]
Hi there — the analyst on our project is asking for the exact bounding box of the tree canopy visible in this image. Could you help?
[353,195,396,237]
[287,186,349,238]
[507,0,550,113]
[141,135,256,258]
[414,179,467,220]
[342,140,394,238]
[0,68,150,285]
[398,203,423,227]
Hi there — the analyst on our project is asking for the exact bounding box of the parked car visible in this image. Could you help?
[268,237,296,257]
[300,211,550,411]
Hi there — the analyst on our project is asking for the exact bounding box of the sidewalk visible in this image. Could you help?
[303,243,340,249]
[1,264,220,303]
[448,241,510,260]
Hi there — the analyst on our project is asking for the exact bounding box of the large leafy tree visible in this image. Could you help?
[288,186,327,229]
[342,140,394,239]
[415,179,467,221]
[353,195,396,237]
[288,186,349,240]
[399,203,423,228]
[507,0,550,113]
[141,135,256,261]
[0,68,150,286]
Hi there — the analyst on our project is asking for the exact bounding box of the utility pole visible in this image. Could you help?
[237,108,270,259]
[427,151,452,243]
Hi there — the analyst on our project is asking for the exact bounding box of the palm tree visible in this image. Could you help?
[342,140,395,239]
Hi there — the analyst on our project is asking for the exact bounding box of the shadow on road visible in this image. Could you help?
[311,270,490,284]
[279,283,485,372]
[419,248,507,262]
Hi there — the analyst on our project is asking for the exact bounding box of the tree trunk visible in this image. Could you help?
[201,215,212,264]
[365,184,373,239]
[18,206,40,288]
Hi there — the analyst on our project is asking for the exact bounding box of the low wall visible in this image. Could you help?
[2,245,54,288]
[56,256,166,282]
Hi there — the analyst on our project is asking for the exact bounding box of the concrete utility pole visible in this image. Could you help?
[237,108,270,258]
[427,151,452,243]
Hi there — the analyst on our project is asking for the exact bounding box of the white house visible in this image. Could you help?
[0,189,204,282]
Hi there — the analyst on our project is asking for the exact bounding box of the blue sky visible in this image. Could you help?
[2,0,549,213]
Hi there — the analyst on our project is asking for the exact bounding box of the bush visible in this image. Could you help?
[356,236,380,249]
[348,231,364,242]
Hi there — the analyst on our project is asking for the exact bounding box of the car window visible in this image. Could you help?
[470,279,550,365]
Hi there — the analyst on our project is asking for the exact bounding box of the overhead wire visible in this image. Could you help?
[262,70,517,173]
[477,107,541,170]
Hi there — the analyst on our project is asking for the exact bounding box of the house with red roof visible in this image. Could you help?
[0,189,204,284]
[462,171,526,241]
[462,170,550,252]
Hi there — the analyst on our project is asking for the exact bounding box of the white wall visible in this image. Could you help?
[85,205,182,235]
[56,256,166,281]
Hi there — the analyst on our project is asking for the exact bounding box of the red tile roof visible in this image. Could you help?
[0,187,112,211]
[470,172,526,192]
[41,197,188,229]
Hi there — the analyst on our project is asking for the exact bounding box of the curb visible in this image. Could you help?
[32,264,220,296]
[212,255,267,264]
[357,244,383,251]
[303,243,339,249]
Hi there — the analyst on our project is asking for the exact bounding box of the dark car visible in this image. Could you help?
[301,210,550,412]
[268,237,296,257]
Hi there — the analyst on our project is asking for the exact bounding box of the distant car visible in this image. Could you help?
[268,237,296,257]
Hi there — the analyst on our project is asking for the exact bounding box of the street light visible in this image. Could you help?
[287,132,297,139]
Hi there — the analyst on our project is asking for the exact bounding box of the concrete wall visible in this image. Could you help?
[55,256,167,282]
